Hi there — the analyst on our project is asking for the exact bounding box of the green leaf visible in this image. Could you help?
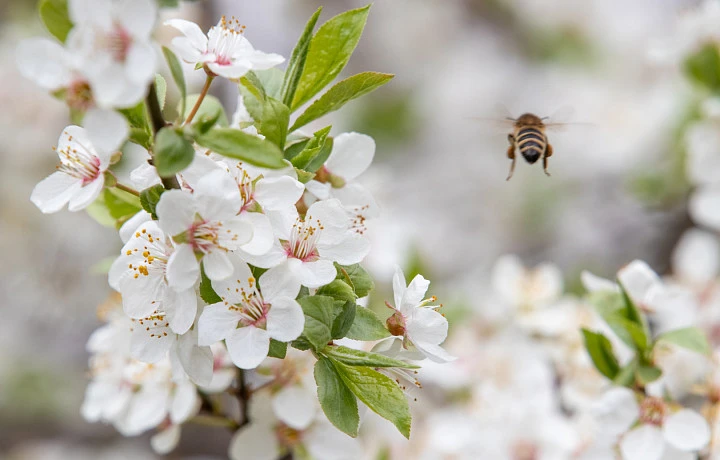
[104,188,141,219]
[333,360,411,438]
[294,168,315,183]
[238,78,290,149]
[195,128,286,169]
[316,279,356,303]
[331,301,356,339]
[180,94,228,127]
[268,339,288,359]
[253,68,285,100]
[162,46,186,118]
[85,194,115,228]
[604,314,649,353]
[336,263,374,298]
[39,0,73,43]
[618,281,648,335]
[613,359,638,387]
[139,184,165,219]
[193,108,224,136]
[291,5,371,110]
[655,327,711,356]
[298,295,335,351]
[346,307,391,341]
[154,128,195,177]
[684,43,720,93]
[281,7,323,108]
[290,125,331,170]
[291,336,312,351]
[636,365,662,385]
[314,356,359,437]
[200,266,222,304]
[155,74,167,110]
[581,329,620,380]
[291,72,393,131]
[323,345,419,369]
[305,135,334,173]
[119,102,149,131]
[128,128,151,148]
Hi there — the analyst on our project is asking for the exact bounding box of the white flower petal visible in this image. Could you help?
[150,424,181,455]
[663,409,710,452]
[119,210,152,243]
[208,61,252,79]
[84,108,128,157]
[130,323,173,363]
[690,184,720,232]
[166,244,200,290]
[255,176,305,210]
[266,297,304,342]
[165,19,208,54]
[118,0,157,39]
[203,250,234,281]
[581,270,618,292]
[325,132,375,181]
[68,176,105,211]
[239,212,275,256]
[30,172,81,213]
[593,387,640,437]
[165,288,198,334]
[247,50,285,71]
[119,270,165,318]
[239,240,288,269]
[401,273,430,312]
[618,260,662,305]
[170,381,200,424]
[305,421,363,460]
[293,259,337,288]
[271,386,316,430]
[620,425,665,460]
[491,254,524,306]
[124,385,171,434]
[259,264,301,300]
[69,0,112,27]
[156,190,196,236]
[392,266,406,311]
[228,420,278,460]
[16,39,74,90]
[124,42,156,86]
[407,307,448,347]
[226,326,270,369]
[672,228,719,284]
[319,233,370,265]
[198,303,242,346]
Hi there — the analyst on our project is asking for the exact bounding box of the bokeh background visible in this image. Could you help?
[0,0,707,458]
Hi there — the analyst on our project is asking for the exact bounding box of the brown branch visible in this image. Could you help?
[237,368,251,429]
[145,84,180,190]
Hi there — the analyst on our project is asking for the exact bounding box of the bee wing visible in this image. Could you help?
[542,106,594,132]
[467,103,516,133]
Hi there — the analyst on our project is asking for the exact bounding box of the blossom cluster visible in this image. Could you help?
[20,0,452,457]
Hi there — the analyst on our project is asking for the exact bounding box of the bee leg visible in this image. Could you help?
[543,144,553,177]
[506,144,516,181]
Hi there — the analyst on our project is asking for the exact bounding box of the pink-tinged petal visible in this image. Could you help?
[226,326,270,369]
[255,176,305,210]
[68,176,105,211]
[239,212,274,256]
[325,132,375,181]
[164,19,208,53]
[170,380,200,424]
[259,264,301,300]
[663,409,710,452]
[318,233,369,265]
[176,332,214,387]
[166,244,200,290]
[30,172,81,213]
[198,302,242,346]
[124,385,171,435]
[130,323,173,363]
[690,185,720,232]
[150,424,181,455]
[117,0,157,39]
[16,39,73,90]
[619,425,664,460]
[119,210,152,244]
[271,386,315,430]
[165,288,197,334]
[208,61,252,79]
[266,297,304,342]
[401,273,430,312]
[392,266,406,311]
[203,250,234,281]
[292,259,336,288]
[156,190,196,235]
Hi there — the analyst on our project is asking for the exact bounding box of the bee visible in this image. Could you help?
[505,113,553,181]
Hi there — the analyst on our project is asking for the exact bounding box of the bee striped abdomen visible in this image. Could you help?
[516,127,546,164]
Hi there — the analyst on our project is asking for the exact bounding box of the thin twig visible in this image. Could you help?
[189,414,240,431]
[145,83,180,190]
[114,182,140,197]
[237,368,251,429]
[184,72,215,126]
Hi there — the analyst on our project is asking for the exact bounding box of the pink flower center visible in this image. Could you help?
[283,214,324,262]
[106,24,132,62]
[188,220,221,254]
[639,397,667,426]
[56,130,102,184]
[229,284,269,328]
[210,16,247,67]
[66,79,94,111]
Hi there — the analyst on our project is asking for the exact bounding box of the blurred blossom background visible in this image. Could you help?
[3,0,720,458]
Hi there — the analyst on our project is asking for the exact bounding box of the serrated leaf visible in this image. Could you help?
[336,263,374,298]
[139,184,165,219]
[317,279,356,303]
[298,295,335,351]
[195,128,286,169]
[290,126,331,170]
[258,97,290,149]
[636,365,662,385]
[346,307,391,341]
[331,301,356,339]
[323,345,419,369]
[282,7,323,108]
[291,5,371,110]
[154,128,194,177]
[200,266,222,304]
[655,327,711,356]
[268,339,288,359]
[333,360,411,438]
[162,46,186,118]
[581,329,620,380]
[315,356,359,437]
[291,72,393,131]
[39,0,73,43]
[305,136,334,173]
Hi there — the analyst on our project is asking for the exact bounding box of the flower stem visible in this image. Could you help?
[145,83,181,190]
[184,73,215,126]
[189,414,240,430]
[114,183,140,197]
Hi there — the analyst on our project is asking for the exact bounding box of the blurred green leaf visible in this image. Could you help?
[154,128,194,177]
[39,0,73,43]
[582,329,620,380]
[685,44,720,93]
[163,46,186,118]
[268,339,288,359]
[636,365,662,385]
[180,94,228,127]
[346,307,390,341]
[655,327,711,356]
